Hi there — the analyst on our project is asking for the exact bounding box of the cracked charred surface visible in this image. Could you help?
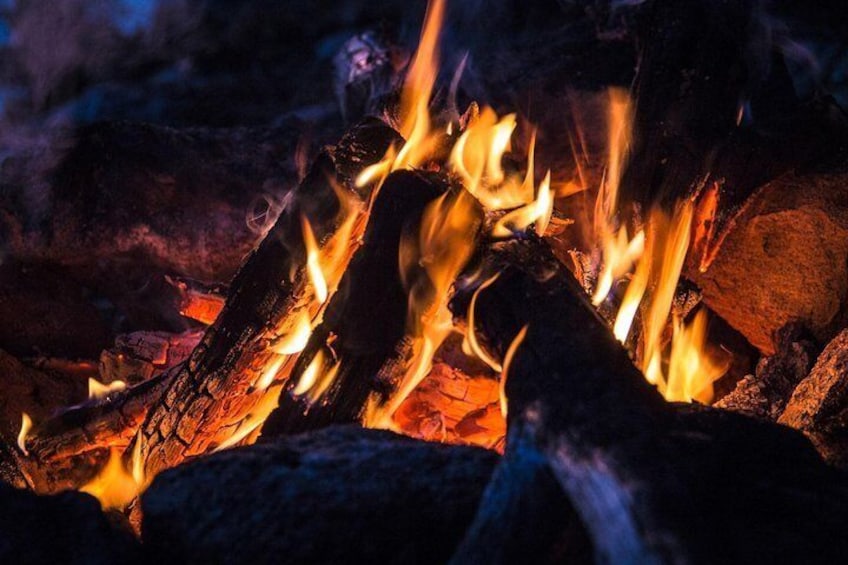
[133,119,400,480]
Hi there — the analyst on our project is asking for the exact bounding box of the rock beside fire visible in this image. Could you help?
[141,426,498,565]
[0,483,141,564]
[691,169,848,354]
[780,329,848,467]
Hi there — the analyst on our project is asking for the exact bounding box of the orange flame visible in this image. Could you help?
[302,215,328,304]
[462,273,503,372]
[79,437,145,510]
[500,325,529,418]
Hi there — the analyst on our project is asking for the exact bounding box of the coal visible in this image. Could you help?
[141,426,498,565]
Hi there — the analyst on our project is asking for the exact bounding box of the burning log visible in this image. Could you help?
[133,119,401,478]
[780,329,848,468]
[263,170,482,435]
[450,237,848,563]
[141,426,497,564]
[99,330,202,386]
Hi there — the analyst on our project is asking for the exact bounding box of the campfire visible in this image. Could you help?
[2,0,848,562]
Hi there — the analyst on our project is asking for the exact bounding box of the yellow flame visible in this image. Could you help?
[356,0,446,188]
[79,447,141,510]
[500,325,529,418]
[368,190,478,425]
[665,309,729,403]
[18,412,32,455]
[88,378,127,400]
[293,351,324,396]
[256,354,287,391]
[462,273,503,372]
[591,89,639,306]
[491,170,555,237]
[270,310,312,355]
[302,215,328,304]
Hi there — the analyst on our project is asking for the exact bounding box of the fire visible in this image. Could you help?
[302,215,329,304]
[462,273,503,372]
[18,412,32,455]
[356,0,446,188]
[270,311,312,356]
[499,325,529,418]
[80,438,145,510]
[88,378,127,400]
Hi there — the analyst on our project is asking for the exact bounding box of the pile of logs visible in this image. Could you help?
[2,0,848,563]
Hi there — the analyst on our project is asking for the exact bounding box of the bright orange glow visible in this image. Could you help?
[665,309,730,403]
[79,445,143,510]
[88,378,127,400]
[18,412,32,455]
[500,325,529,418]
[491,170,555,237]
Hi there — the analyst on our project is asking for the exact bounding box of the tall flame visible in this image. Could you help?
[18,412,32,455]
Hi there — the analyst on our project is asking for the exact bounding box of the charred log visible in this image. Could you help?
[133,119,401,479]
[263,170,482,435]
[450,237,848,563]
[141,426,497,565]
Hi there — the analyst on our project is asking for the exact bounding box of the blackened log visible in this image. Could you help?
[134,119,401,479]
[141,426,497,565]
[450,237,848,563]
[263,171,483,435]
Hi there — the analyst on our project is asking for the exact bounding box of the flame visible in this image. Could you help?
[491,170,555,237]
[270,310,312,355]
[500,325,529,418]
[367,189,478,426]
[356,0,446,188]
[18,412,32,455]
[88,378,127,400]
[302,215,328,304]
[462,273,503,372]
[591,89,640,306]
[79,447,142,510]
[666,309,729,403]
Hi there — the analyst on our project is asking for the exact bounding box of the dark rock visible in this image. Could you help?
[0,483,141,564]
[142,425,498,565]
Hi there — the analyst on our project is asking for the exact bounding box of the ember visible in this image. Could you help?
[2,0,848,562]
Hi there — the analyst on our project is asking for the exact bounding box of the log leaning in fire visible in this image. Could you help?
[263,170,482,435]
[449,237,848,563]
[133,119,401,478]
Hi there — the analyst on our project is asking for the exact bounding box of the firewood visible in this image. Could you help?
[715,324,818,420]
[141,426,497,565]
[689,169,848,354]
[166,277,227,326]
[134,119,401,479]
[779,329,848,468]
[99,330,202,386]
[449,237,848,563]
[262,170,483,435]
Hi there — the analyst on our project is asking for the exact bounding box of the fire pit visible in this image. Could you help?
[2,0,848,562]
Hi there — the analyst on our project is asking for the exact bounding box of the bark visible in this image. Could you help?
[134,119,400,479]
[449,237,848,563]
[263,171,482,435]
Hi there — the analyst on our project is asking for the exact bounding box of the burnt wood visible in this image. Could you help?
[132,119,401,480]
[449,237,848,563]
[263,170,483,436]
